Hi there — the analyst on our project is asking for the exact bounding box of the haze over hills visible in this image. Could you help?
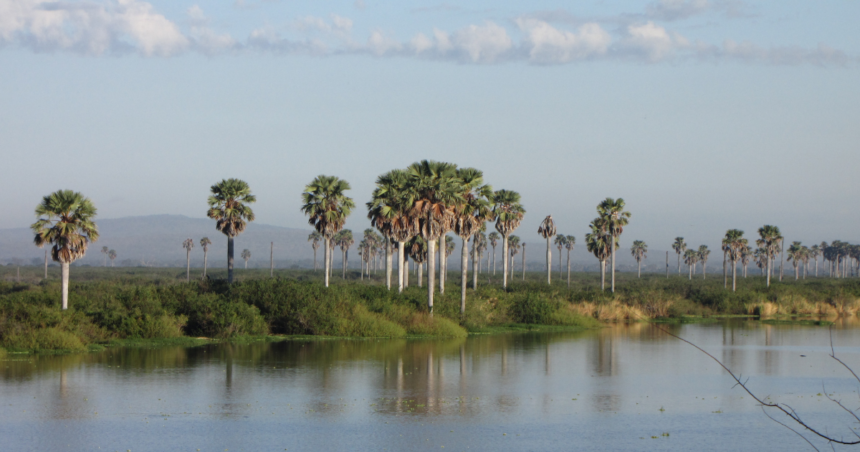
[0,214,678,273]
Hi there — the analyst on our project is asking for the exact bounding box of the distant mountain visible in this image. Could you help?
[0,214,680,273]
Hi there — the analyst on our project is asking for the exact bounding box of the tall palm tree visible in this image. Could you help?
[554,235,566,279]
[241,249,251,269]
[672,237,686,276]
[182,238,194,282]
[407,235,428,287]
[492,189,525,290]
[810,244,821,277]
[200,237,212,278]
[787,241,802,280]
[800,245,811,279]
[565,235,575,288]
[368,170,415,290]
[586,219,612,291]
[684,249,697,280]
[308,232,323,271]
[488,232,500,275]
[454,167,493,315]
[521,242,527,280]
[725,229,747,292]
[722,236,730,287]
[508,235,521,282]
[631,240,647,278]
[697,245,710,279]
[740,244,752,278]
[473,230,487,283]
[31,190,99,310]
[597,198,630,293]
[108,249,117,267]
[207,178,256,284]
[537,215,557,285]
[101,246,109,267]
[301,175,354,288]
[757,225,781,287]
[335,229,354,278]
[406,161,463,314]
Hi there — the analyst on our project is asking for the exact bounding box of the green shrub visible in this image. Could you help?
[5,327,86,352]
[548,309,602,328]
[509,293,560,324]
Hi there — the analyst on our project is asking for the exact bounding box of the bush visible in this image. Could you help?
[509,293,560,324]
[4,327,86,352]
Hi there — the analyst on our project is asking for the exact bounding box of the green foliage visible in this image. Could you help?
[510,293,560,324]
[5,327,86,352]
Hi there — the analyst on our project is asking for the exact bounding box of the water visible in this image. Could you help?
[3,320,860,451]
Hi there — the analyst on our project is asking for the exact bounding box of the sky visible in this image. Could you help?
[1,0,859,254]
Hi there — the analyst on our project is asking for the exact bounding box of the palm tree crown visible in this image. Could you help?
[32,190,100,263]
[207,178,256,237]
[302,175,355,240]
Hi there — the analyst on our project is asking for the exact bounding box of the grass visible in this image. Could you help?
[1,266,857,353]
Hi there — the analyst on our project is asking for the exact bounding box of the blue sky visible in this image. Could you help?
[1,0,858,253]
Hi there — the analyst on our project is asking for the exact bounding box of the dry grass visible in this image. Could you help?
[746,298,860,318]
[571,300,648,321]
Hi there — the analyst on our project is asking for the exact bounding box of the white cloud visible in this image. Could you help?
[450,21,512,63]
[367,30,402,56]
[0,0,187,56]
[646,0,711,21]
[186,6,235,55]
[619,21,688,61]
[516,19,610,63]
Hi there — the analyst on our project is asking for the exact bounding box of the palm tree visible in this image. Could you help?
[488,232,500,275]
[454,167,493,315]
[586,219,612,291]
[407,235,428,287]
[725,229,747,292]
[722,236,730,287]
[368,170,415,290]
[554,235,566,280]
[597,198,630,293]
[108,249,117,267]
[200,237,212,278]
[800,245,811,279]
[787,241,802,280]
[631,240,647,278]
[473,230,487,283]
[672,237,686,276]
[301,175,354,288]
[405,161,464,313]
[757,225,781,287]
[308,232,323,271]
[537,215,557,285]
[754,247,767,276]
[492,190,525,290]
[740,244,752,278]
[697,245,710,279]
[335,229,354,279]
[564,235,575,288]
[241,249,251,269]
[207,178,256,284]
[684,249,697,280]
[810,244,821,277]
[31,190,99,310]
[508,235,521,281]
[182,238,194,282]
[101,246,109,267]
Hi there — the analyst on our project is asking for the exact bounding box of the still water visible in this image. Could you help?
[3,321,860,452]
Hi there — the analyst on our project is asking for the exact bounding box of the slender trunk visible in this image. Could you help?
[461,237,468,315]
[397,241,405,292]
[779,240,784,281]
[472,238,478,291]
[600,259,606,291]
[689,262,692,280]
[386,241,392,290]
[794,264,798,280]
[766,257,771,288]
[558,247,562,279]
[703,261,707,280]
[427,239,436,315]
[186,249,191,282]
[638,259,641,278]
[227,236,235,284]
[418,262,423,287]
[546,236,551,285]
[323,238,330,287]
[492,246,496,275]
[439,237,445,294]
[244,260,248,269]
[815,259,818,277]
[111,259,114,268]
[732,259,737,292]
[678,253,681,275]
[502,236,509,289]
[270,242,274,278]
[61,262,69,310]
[404,255,410,288]
[566,250,571,289]
[44,249,48,279]
[361,256,364,280]
[203,250,208,278]
[611,235,616,292]
[342,249,347,279]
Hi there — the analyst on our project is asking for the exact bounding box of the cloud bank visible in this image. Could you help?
[0,0,853,66]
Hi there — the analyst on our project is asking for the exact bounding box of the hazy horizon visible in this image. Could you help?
[2,0,858,256]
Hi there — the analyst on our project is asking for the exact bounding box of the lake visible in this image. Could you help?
[3,320,860,451]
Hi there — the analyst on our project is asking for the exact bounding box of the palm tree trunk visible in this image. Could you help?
[703,262,707,279]
[779,240,784,281]
[342,249,347,279]
[404,255,410,288]
[678,253,681,276]
[397,241,405,292]
[492,246,496,275]
[611,235,616,292]
[815,259,818,277]
[186,249,191,282]
[203,250,208,278]
[386,242,392,290]
[461,237,468,315]
[44,249,48,279]
[502,236,509,289]
[689,263,692,280]
[766,257,771,288]
[427,239,436,315]
[244,260,248,269]
[559,248,562,280]
[600,259,605,291]
[732,260,737,292]
[546,236,551,285]
[323,238,330,287]
[566,250,571,289]
[439,237,445,294]
[61,262,70,310]
[638,259,641,278]
[472,238,478,290]
[227,236,235,284]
